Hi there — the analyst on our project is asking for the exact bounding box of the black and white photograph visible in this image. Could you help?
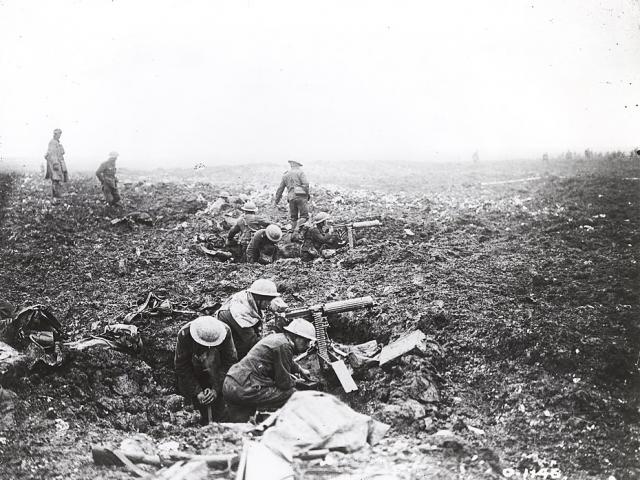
[0,1,638,479]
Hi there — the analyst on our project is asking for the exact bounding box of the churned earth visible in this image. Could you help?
[0,157,638,479]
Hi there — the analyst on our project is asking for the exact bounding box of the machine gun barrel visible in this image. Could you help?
[283,296,375,321]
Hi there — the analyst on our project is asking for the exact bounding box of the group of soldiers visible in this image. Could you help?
[44,128,120,206]
[175,278,316,424]
[44,128,350,424]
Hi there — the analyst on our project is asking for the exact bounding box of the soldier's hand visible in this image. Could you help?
[198,388,216,405]
[299,367,311,380]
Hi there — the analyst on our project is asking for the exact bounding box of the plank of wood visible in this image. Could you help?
[378,330,427,366]
[330,360,358,393]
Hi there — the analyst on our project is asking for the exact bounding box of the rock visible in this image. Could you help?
[112,374,141,396]
[0,387,18,429]
[426,430,466,452]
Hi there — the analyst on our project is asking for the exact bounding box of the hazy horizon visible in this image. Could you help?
[1,0,639,170]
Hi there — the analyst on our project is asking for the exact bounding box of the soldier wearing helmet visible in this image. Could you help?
[44,128,68,199]
[245,224,282,264]
[174,316,237,425]
[226,201,270,261]
[274,160,310,237]
[216,279,286,359]
[96,151,121,206]
[300,211,345,261]
[223,318,315,421]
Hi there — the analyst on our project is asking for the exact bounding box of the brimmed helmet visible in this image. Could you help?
[248,278,280,297]
[219,191,230,198]
[288,160,303,167]
[241,201,257,213]
[265,224,282,242]
[313,212,331,224]
[189,316,227,347]
[284,318,316,341]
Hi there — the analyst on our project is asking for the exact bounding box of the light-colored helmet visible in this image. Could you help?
[241,201,257,213]
[219,191,230,198]
[284,318,316,341]
[108,151,119,159]
[189,316,227,347]
[53,128,62,134]
[265,224,282,242]
[313,212,331,224]
[248,278,280,297]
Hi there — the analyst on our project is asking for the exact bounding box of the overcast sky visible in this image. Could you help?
[0,0,638,169]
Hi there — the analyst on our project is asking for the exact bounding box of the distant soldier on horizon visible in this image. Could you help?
[44,128,68,199]
[472,151,479,163]
[96,151,121,206]
[275,160,310,238]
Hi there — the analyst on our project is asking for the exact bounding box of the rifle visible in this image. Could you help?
[283,296,375,392]
[333,220,382,248]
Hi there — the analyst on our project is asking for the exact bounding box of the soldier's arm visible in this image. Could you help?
[299,171,309,195]
[272,344,297,390]
[174,329,202,398]
[274,176,286,204]
[95,162,106,182]
[227,221,241,240]
[245,232,260,263]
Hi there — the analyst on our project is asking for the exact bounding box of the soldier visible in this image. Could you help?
[246,224,283,264]
[274,160,310,237]
[216,279,284,360]
[222,318,315,421]
[226,201,270,261]
[174,316,237,425]
[300,212,345,261]
[95,151,121,206]
[44,128,68,199]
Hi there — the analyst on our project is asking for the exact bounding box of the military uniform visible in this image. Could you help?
[227,213,269,261]
[300,224,343,261]
[275,165,309,231]
[216,289,267,359]
[44,136,67,197]
[96,158,120,205]
[174,321,237,423]
[223,333,301,420]
[245,229,279,264]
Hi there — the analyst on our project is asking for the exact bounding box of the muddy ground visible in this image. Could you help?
[0,157,638,479]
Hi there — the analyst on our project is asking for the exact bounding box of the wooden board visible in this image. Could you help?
[330,360,358,393]
[378,330,426,366]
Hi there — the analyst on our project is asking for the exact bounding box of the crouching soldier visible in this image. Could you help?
[216,279,285,360]
[300,212,345,261]
[96,151,121,206]
[223,318,315,421]
[246,224,282,264]
[174,316,237,425]
[226,201,270,261]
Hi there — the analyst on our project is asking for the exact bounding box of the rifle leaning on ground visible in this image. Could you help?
[281,296,375,392]
[333,220,382,248]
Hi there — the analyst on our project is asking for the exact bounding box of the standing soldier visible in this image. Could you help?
[44,128,68,199]
[226,201,270,261]
[274,160,309,237]
[174,316,237,425]
[96,151,121,206]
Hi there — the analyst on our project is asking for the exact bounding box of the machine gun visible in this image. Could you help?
[282,296,375,392]
[333,220,382,248]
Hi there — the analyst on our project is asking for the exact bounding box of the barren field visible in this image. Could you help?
[0,157,638,479]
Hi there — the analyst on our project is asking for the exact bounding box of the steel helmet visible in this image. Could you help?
[108,151,119,159]
[248,278,280,297]
[265,224,282,242]
[284,318,316,341]
[313,212,331,224]
[219,191,230,198]
[241,201,257,213]
[189,316,227,347]
[288,160,303,167]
